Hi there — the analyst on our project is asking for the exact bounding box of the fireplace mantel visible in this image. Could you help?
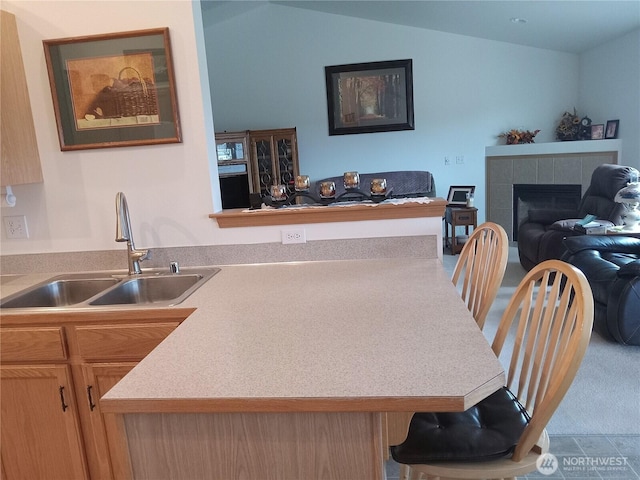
[485,139,622,158]
[485,139,622,242]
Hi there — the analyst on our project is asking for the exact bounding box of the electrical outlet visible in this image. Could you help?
[282,229,306,244]
[456,155,465,164]
[3,215,29,239]
[444,156,450,165]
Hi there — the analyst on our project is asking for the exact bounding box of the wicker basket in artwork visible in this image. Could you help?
[111,67,158,118]
[86,67,159,119]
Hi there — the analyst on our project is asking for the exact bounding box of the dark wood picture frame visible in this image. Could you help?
[324,59,414,136]
[43,28,181,151]
[447,186,475,206]
[605,119,619,139]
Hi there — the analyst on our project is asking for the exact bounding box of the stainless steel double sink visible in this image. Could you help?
[0,267,220,310]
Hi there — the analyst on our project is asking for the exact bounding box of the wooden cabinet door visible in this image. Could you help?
[0,365,87,480]
[250,128,299,197]
[0,10,43,186]
[80,363,136,480]
[251,132,278,197]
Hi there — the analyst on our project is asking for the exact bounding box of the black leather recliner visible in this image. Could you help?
[517,164,640,271]
[562,235,640,346]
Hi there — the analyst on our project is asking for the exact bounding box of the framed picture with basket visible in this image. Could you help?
[44,28,181,151]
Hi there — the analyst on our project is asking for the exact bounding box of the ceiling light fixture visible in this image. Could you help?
[510,17,528,24]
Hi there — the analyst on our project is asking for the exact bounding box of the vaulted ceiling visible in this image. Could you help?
[201,0,640,54]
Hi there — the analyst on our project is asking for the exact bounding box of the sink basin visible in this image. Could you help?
[0,267,220,310]
[90,274,204,306]
[0,277,119,308]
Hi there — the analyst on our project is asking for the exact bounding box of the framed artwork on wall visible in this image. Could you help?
[605,120,619,139]
[324,59,414,136]
[43,28,181,151]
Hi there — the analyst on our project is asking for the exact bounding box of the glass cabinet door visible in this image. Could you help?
[250,128,299,198]
[216,140,246,162]
[276,136,296,195]
[215,131,249,164]
[254,139,275,197]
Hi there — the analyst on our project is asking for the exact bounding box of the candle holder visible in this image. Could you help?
[295,175,310,192]
[262,177,392,207]
[370,178,388,196]
[319,181,337,199]
[270,184,287,202]
[343,171,360,190]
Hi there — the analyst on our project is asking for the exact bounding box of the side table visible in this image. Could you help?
[444,206,477,254]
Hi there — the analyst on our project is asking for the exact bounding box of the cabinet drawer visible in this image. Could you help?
[453,212,473,222]
[75,323,180,361]
[1,327,67,362]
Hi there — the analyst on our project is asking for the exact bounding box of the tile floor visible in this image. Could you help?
[384,435,640,479]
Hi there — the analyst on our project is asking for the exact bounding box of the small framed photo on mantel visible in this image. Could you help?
[591,124,604,140]
[605,119,619,139]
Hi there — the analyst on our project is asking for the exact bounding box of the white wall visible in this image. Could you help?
[205,3,580,219]
[0,0,222,256]
[579,28,640,170]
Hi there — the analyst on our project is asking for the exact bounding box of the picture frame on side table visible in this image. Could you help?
[324,59,414,136]
[591,124,604,140]
[447,186,475,206]
[605,120,619,139]
[43,28,181,151]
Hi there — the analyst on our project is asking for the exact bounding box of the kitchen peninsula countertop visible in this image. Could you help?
[2,259,505,479]
[98,258,504,414]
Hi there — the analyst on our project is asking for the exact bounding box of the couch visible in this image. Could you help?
[562,235,640,346]
[517,164,639,271]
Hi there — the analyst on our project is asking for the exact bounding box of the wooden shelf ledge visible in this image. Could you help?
[210,198,448,228]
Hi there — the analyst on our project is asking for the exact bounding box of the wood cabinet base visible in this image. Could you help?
[122,411,384,479]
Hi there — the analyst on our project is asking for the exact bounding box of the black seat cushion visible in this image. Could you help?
[390,387,530,464]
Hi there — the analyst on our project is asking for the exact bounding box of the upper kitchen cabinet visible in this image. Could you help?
[250,128,299,197]
[1,10,43,187]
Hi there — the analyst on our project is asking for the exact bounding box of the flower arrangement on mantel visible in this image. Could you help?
[556,108,591,141]
[499,129,541,145]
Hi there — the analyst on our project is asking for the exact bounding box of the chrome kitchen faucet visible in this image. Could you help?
[115,192,149,275]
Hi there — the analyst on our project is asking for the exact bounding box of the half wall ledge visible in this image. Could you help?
[209,198,447,228]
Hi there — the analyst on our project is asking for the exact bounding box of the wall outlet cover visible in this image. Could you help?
[3,215,29,239]
[282,229,306,244]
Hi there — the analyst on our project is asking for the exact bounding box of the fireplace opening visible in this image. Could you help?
[513,184,582,241]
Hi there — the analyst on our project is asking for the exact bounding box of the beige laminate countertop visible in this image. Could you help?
[98,258,505,414]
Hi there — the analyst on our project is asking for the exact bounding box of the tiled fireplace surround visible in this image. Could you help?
[486,140,621,243]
